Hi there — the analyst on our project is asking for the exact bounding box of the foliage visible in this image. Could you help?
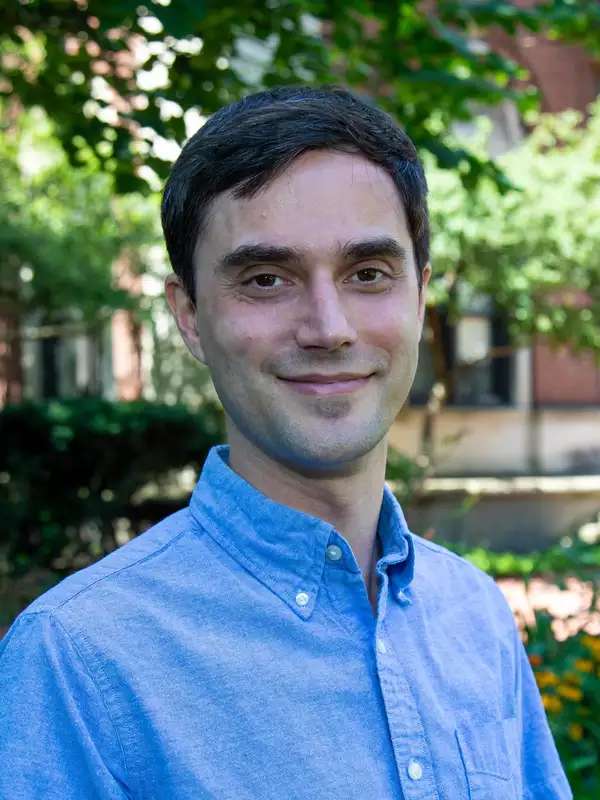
[426,99,600,363]
[0,104,158,324]
[2,4,599,407]
[0,103,202,405]
[5,98,600,407]
[442,524,600,796]
[2,1,600,193]
[525,611,600,798]
[441,526,600,797]
[0,397,225,583]
[385,445,427,502]
[146,304,219,409]
[444,535,600,579]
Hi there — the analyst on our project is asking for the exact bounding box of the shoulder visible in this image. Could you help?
[17,506,204,628]
[410,529,489,578]
[408,531,515,630]
[409,529,501,591]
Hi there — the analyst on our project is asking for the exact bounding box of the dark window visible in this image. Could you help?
[411,307,512,407]
[40,336,59,399]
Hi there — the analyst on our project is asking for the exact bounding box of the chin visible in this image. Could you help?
[276,428,385,471]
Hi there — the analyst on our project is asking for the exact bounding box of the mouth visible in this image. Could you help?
[277,374,374,396]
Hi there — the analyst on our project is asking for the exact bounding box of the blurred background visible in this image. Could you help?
[1,0,599,794]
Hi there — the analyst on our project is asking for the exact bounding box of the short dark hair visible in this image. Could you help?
[161,85,429,302]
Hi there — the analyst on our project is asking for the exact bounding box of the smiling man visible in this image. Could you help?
[0,87,571,800]
[164,140,428,608]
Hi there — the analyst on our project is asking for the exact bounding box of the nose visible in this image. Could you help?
[295,281,358,351]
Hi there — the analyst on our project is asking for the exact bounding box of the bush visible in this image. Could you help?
[385,446,427,502]
[445,537,600,578]
[0,398,225,581]
[444,535,600,798]
[526,611,600,800]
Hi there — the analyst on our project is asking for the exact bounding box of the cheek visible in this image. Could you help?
[362,303,416,354]
[211,307,277,363]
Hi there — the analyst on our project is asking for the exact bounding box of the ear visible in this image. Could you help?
[164,274,207,364]
[417,262,431,340]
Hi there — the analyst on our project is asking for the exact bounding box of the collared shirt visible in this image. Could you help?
[0,444,571,800]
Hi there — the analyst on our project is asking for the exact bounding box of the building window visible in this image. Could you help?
[411,304,512,407]
[23,313,113,400]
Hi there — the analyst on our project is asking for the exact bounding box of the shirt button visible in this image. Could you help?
[295,591,310,607]
[326,544,342,561]
[376,638,387,654]
[407,759,423,781]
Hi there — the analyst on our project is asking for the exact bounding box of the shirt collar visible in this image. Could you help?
[190,444,414,619]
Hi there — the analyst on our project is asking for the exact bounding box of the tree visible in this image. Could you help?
[428,100,600,361]
[407,99,600,466]
[2,0,599,193]
[0,104,158,401]
[2,1,599,413]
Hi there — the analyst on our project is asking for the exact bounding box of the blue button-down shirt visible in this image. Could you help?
[1,444,571,799]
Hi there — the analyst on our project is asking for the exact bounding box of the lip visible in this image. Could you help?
[278,374,373,396]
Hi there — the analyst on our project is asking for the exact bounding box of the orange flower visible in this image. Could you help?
[542,694,562,713]
[581,635,600,659]
[557,685,583,702]
[535,671,560,688]
[529,654,543,667]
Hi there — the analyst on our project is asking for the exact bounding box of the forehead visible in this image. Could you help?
[197,150,411,263]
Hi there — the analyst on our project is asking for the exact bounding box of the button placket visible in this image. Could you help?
[374,619,440,799]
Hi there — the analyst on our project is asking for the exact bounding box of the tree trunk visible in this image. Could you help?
[111,252,143,401]
[419,306,452,472]
[0,291,23,407]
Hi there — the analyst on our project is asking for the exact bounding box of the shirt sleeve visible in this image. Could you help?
[0,611,130,800]
[512,619,573,800]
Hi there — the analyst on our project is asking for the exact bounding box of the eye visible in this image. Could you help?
[242,273,286,289]
[349,267,389,285]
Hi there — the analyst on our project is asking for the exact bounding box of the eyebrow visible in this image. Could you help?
[215,236,408,274]
[218,243,303,272]
[341,236,407,264]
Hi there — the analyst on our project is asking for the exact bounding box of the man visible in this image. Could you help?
[0,86,570,799]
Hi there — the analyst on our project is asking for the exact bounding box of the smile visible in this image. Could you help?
[278,375,373,396]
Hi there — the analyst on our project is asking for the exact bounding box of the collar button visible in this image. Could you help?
[295,591,310,608]
[325,544,343,562]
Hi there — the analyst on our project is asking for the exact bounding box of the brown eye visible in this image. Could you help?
[356,268,381,282]
[243,273,284,289]
[254,274,278,287]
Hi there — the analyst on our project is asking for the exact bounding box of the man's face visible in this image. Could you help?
[167,149,430,472]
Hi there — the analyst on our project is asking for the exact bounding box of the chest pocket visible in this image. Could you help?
[455,717,518,800]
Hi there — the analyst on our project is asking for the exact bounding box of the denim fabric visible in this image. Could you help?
[0,444,572,799]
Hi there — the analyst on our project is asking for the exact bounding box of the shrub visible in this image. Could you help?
[385,446,427,502]
[526,610,600,800]
[446,535,600,798]
[0,398,225,580]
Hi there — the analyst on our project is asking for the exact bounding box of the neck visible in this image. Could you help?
[225,422,388,590]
